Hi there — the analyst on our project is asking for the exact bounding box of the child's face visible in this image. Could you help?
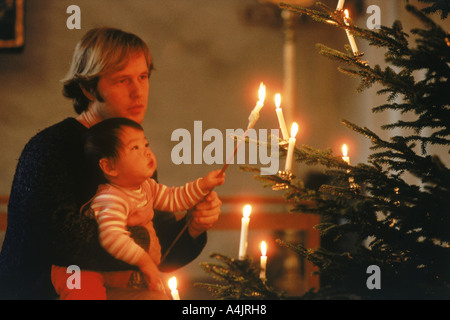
[112,126,156,188]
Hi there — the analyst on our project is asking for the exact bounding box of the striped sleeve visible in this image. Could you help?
[91,192,146,265]
[151,178,208,212]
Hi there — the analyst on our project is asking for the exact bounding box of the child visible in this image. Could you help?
[51,117,225,299]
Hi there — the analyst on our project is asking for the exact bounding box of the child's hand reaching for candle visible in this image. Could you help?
[199,169,226,193]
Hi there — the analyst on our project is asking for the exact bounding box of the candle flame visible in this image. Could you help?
[243,204,252,218]
[344,9,351,26]
[290,122,299,138]
[261,241,267,256]
[344,9,349,19]
[258,83,266,103]
[342,144,348,157]
[275,93,281,109]
[168,276,178,291]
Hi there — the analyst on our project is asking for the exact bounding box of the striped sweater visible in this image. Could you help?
[89,178,207,267]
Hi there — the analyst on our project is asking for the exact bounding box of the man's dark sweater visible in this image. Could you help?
[0,118,205,299]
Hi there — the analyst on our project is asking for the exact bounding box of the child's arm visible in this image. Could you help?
[92,194,161,290]
[148,170,225,212]
[91,195,148,267]
[151,169,225,213]
[136,253,161,291]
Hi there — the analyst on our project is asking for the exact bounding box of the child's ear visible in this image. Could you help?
[99,158,118,177]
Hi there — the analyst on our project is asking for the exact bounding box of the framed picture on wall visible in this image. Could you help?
[0,0,25,52]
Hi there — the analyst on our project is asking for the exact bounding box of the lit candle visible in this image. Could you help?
[168,276,180,300]
[260,241,267,280]
[284,122,298,172]
[342,143,356,187]
[342,144,350,164]
[258,82,266,105]
[238,204,252,260]
[220,83,265,176]
[344,10,359,56]
[248,83,266,129]
[275,93,289,140]
[336,0,345,11]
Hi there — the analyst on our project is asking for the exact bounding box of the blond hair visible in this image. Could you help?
[62,27,153,114]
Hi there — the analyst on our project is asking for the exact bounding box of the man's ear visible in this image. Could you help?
[80,85,96,102]
[99,158,118,178]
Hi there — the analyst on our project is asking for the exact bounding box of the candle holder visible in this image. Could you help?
[278,138,289,147]
[353,51,364,59]
[272,170,294,190]
[347,174,360,192]
[353,52,369,67]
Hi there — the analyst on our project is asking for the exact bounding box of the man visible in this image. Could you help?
[0,27,222,299]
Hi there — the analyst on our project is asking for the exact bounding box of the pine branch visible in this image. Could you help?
[280,2,411,53]
[416,0,450,19]
[285,3,450,150]
[200,1,450,300]
[196,253,284,300]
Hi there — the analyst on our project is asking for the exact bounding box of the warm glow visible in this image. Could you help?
[243,204,252,219]
[261,241,267,256]
[168,276,178,291]
[344,9,351,26]
[290,122,299,138]
[258,83,266,103]
[342,144,348,157]
[275,93,281,109]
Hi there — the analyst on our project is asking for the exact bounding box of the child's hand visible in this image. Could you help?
[199,169,225,193]
[137,254,161,291]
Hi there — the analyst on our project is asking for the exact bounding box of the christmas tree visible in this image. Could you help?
[197,1,450,300]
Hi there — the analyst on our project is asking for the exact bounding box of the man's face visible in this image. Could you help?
[93,53,150,124]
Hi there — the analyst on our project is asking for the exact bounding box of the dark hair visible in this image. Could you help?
[62,27,153,114]
[84,117,144,183]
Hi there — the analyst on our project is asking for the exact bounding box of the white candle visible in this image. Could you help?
[342,144,350,165]
[248,83,266,129]
[275,93,289,140]
[260,241,267,280]
[345,29,359,55]
[342,143,356,187]
[344,10,359,56]
[284,122,298,172]
[336,0,345,11]
[238,205,252,260]
[168,276,180,300]
[221,83,266,175]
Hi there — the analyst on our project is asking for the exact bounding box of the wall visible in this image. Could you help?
[0,0,363,197]
[0,0,448,298]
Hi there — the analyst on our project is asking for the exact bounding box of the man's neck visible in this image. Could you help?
[76,108,103,128]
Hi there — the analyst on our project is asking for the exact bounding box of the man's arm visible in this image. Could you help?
[152,211,206,272]
[12,123,141,271]
[154,191,222,272]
